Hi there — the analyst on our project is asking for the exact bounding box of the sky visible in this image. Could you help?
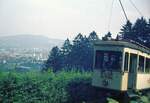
[0,0,150,40]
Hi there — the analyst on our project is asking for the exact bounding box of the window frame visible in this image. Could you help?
[124,52,129,72]
[138,55,145,73]
[145,58,150,73]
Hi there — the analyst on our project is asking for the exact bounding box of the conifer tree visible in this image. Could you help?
[61,38,72,68]
[120,20,133,40]
[45,46,62,72]
[88,31,99,41]
[119,17,150,48]
[102,32,112,40]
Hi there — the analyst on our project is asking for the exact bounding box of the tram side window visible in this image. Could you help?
[138,56,144,72]
[145,58,150,73]
[124,53,129,71]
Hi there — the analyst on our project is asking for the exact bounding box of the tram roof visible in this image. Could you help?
[94,40,150,54]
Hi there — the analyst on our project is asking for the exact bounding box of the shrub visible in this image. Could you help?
[0,70,93,103]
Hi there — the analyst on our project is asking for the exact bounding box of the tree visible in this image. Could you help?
[145,19,150,48]
[102,32,112,40]
[43,32,96,72]
[120,20,133,40]
[119,17,150,48]
[68,34,94,71]
[133,17,147,36]
[82,36,94,70]
[44,46,62,72]
[61,38,72,68]
[68,33,84,69]
[73,33,84,45]
[61,38,72,56]
[88,31,99,41]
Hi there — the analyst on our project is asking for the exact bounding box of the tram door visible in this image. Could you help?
[128,54,137,89]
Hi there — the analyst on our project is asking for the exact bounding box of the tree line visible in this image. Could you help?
[119,17,150,48]
[43,31,99,72]
[43,17,150,72]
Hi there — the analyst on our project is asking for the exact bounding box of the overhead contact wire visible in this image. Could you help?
[118,0,129,21]
[129,0,143,17]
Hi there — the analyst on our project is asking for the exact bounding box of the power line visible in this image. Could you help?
[118,0,128,21]
[129,0,143,17]
[108,0,115,31]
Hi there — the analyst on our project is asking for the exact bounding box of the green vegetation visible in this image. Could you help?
[0,70,95,103]
[0,70,150,103]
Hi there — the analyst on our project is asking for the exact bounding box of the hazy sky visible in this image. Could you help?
[0,0,149,39]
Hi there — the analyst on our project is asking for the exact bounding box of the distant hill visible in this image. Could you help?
[0,35,64,49]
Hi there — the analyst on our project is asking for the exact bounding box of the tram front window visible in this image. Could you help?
[95,50,122,71]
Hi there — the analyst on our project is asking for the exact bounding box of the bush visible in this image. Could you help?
[0,70,93,103]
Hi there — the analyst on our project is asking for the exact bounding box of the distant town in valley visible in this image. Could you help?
[0,35,63,71]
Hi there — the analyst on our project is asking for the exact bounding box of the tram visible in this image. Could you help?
[92,40,150,92]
